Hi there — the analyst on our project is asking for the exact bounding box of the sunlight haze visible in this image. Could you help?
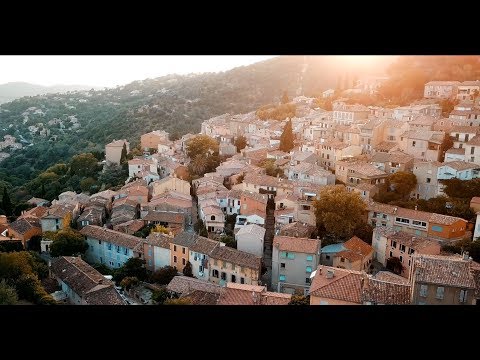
[0,55,276,88]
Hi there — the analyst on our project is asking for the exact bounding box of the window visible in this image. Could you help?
[98,240,102,245]
[400,244,406,252]
[287,253,295,260]
[280,263,286,268]
[340,257,345,263]
[211,215,216,221]
[116,246,120,253]
[182,258,186,266]
[306,255,313,261]
[408,248,415,255]
[221,272,227,280]
[426,178,431,183]
[460,289,468,303]
[306,277,311,284]
[279,275,286,282]
[420,284,428,297]
[412,141,416,147]
[107,243,112,250]
[306,266,312,273]
[412,220,427,227]
[174,245,177,251]
[148,259,152,266]
[325,255,330,260]
[182,247,186,254]
[471,147,475,155]
[222,261,227,268]
[395,217,409,224]
[431,225,443,232]
[173,256,177,263]
[125,248,129,256]
[240,277,245,284]
[436,286,444,300]
[212,269,219,278]
[471,156,475,162]
[391,240,397,248]
[231,274,236,283]
[389,251,393,257]
[399,255,403,263]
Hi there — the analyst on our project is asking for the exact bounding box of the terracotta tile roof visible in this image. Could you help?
[471,197,480,205]
[217,283,266,305]
[167,276,222,295]
[336,249,363,262]
[374,228,440,252]
[449,125,480,134]
[182,289,221,305]
[189,236,220,255]
[309,266,364,303]
[112,197,138,208]
[260,291,292,305]
[241,191,269,204]
[466,135,480,146]
[244,173,294,189]
[106,139,128,147]
[412,254,476,288]
[344,236,373,257]
[279,222,316,238]
[374,271,410,285]
[51,256,124,305]
[144,232,174,249]
[425,81,460,86]
[113,219,145,233]
[201,205,224,217]
[211,246,262,270]
[445,148,466,155]
[80,225,142,250]
[409,115,436,126]
[401,130,444,144]
[374,141,398,152]
[143,211,185,224]
[19,206,49,220]
[273,236,321,254]
[362,277,411,305]
[172,231,198,247]
[9,217,41,235]
[370,151,414,164]
[442,161,480,171]
[236,224,266,239]
[339,161,387,178]
[41,204,75,219]
[27,197,49,206]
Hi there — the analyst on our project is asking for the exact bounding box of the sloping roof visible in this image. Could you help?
[50,256,124,305]
[80,225,142,250]
[278,221,316,238]
[143,211,185,224]
[9,217,41,235]
[370,151,414,164]
[343,236,374,257]
[273,236,321,254]
[181,289,221,305]
[217,283,266,305]
[106,139,128,147]
[425,81,460,86]
[340,161,387,178]
[260,291,292,305]
[374,229,439,252]
[172,231,198,247]
[189,236,220,255]
[335,249,363,262]
[113,219,145,233]
[309,266,364,303]
[362,277,411,305]
[166,276,222,295]
[41,204,75,219]
[412,254,476,288]
[236,224,266,239]
[19,206,49,220]
[144,232,174,249]
[442,161,480,171]
[466,135,480,146]
[374,141,398,152]
[445,148,466,155]
[211,246,262,270]
[27,197,49,206]
[401,130,444,144]
[374,271,410,285]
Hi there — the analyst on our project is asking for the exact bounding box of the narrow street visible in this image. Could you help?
[261,197,275,290]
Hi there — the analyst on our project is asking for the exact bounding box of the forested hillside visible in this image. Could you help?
[0,56,393,189]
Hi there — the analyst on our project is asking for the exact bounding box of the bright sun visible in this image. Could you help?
[341,55,377,66]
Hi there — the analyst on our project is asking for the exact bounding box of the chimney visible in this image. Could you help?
[463,251,470,261]
[326,269,335,279]
[414,205,418,211]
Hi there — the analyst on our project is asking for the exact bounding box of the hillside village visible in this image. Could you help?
[2,78,480,305]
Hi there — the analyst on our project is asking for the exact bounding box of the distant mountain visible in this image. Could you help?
[0,82,101,104]
[0,55,394,187]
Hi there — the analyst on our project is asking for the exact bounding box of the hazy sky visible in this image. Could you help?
[0,56,275,88]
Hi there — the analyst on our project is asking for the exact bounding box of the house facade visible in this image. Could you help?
[272,236,321,294]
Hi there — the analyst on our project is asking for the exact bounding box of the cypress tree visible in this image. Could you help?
[120,143,128,164]
[279,119,294,153]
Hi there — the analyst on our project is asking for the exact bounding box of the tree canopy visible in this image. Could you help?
[234,135,247,152]
[150,266,178,285]
[49,229,88,257]
[279,119,294,153]
[313,185,367,240]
